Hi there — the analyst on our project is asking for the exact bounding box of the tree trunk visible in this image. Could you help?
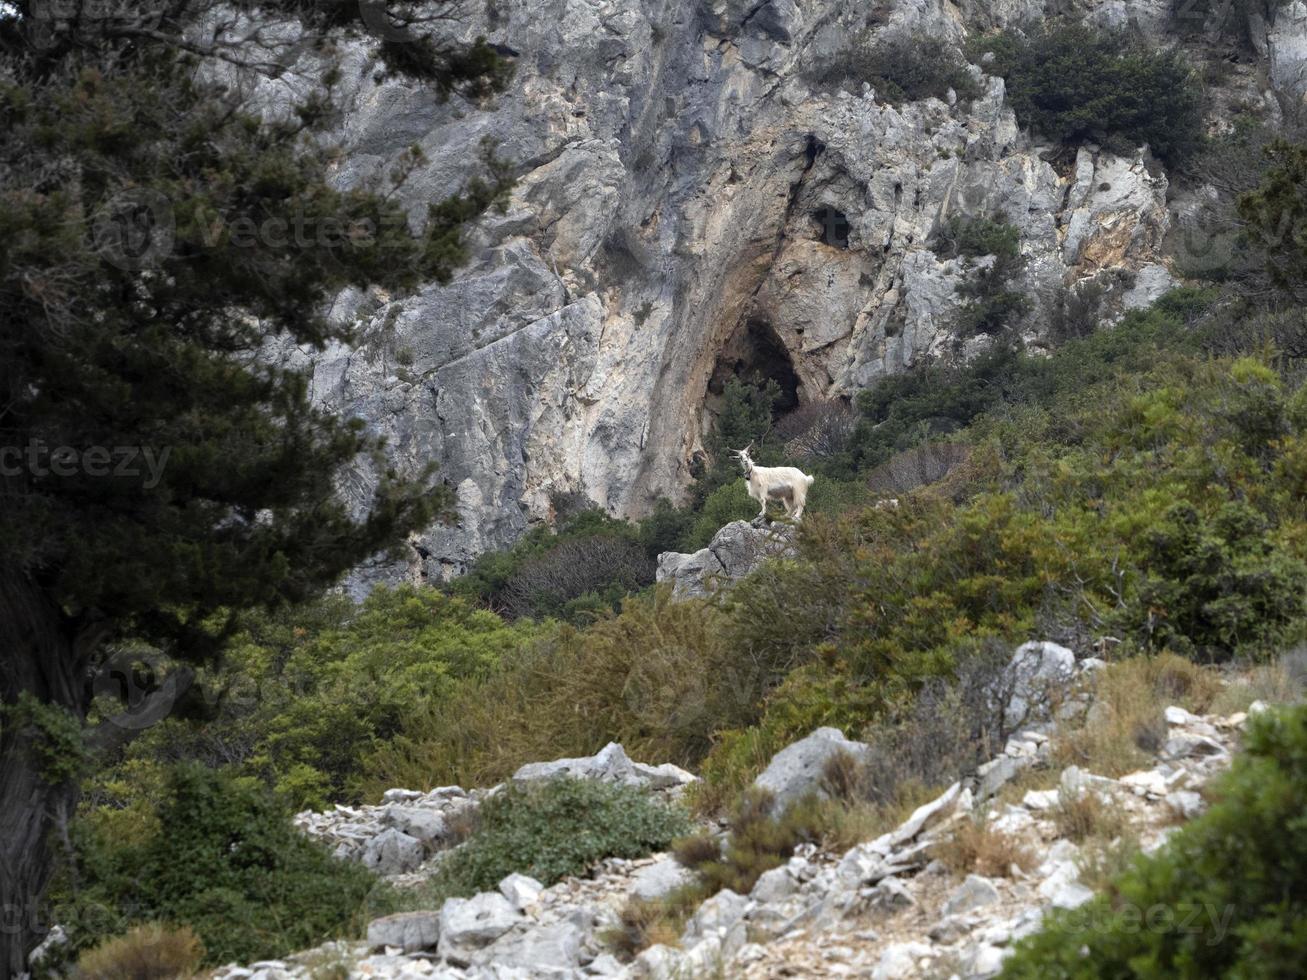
[0,571,84,980]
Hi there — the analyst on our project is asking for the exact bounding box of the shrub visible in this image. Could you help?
[1001,703,1307,978]
[1055,655,1221,777]
[971,22,1203,166]
[674,790,828,897]
[454,508,648,617]
[805,35,980,105]
[863,442,974,497]
[936,820,1037,878]
[101,586,547,810]
[934,216,1022,263]
[76,923,204,980]
[57,766,377,966]
[774,400,858,467]
[845,640,1018,806]
[359,589,745,794]
[1238,139,1307,303]
[422,778,691,900]
[499,534,654,620]
[1050,791,1130,844]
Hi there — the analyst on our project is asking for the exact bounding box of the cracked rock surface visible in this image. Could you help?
[233,0,1302,589]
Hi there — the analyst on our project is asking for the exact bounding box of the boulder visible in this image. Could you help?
[631,857,695,902]
[943,875,1000,916]
[753,727,870,811]
[473,920,585,973]
[512,741,695,791]
[381,805,446,843]
[656,521,796,599]
[749,864,799,903]
[439,892,523,951]
[681,889,750,946]
[873,941,932,980]
[498,872,545,910]
[360,827,424,876]
[1004,641,1077,729]
[366,911,440,952]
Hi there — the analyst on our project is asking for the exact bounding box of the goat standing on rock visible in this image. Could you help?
[731,445,815,524]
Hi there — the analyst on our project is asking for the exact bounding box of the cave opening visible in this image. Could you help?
[813,206,850,248]
[707,318,801,417]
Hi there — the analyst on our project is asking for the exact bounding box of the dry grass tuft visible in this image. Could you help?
[77,923,204,980]
[603,895,694,959]
[1055,653,1222,776]
[935,819,1036,878]
[1050,791,1130,844]
[1074,834,1142,893]
[1209,649,1307,716]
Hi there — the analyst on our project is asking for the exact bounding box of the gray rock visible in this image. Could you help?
[361,827,424,875]
[657,521,796,599]
[512,741,695,791]
[382,805,446,843]
[753,727,870,811]
[1165,789,1205,820]
[1004,641,1077,729]
[366,911,440,952]
[439,892,523,951]
[749,864,799,903]
[873,941,933,980]
[631,858,695,902]
[869,876,916,910]
[943,875,1000,916]
[473,920,584,972]
[976,754,1029,802]
[498,872,545,909]
[681,889,750,947]
[888,782,961,847]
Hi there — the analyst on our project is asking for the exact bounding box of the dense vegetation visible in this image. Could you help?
[969,22,1204,165]
[21,6,1307,975]
[55,766,377,967]
[1002,702,1307,978]
[0,0,511,969]
[805,35,981,105]
[413,779,691,903]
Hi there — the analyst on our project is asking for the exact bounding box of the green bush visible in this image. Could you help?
[971,22,1203,165]
[1001,703,1307,978]
[805,35,980,105]
[360,588,746,794]
[454,508,651,618]
[424,778,691,899]
[56,765,376,966]
[85,586,549,811]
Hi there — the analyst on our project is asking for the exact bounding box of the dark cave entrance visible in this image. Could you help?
[708,318,801,416]
[813,206,850,249]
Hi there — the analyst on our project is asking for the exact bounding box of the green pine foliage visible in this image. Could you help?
[1000,702,1307,979]
[804,35,981,105]
[55,765,377,967]
[970,22,1204,165]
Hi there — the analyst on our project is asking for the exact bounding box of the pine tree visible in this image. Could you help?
[0,3,512,972]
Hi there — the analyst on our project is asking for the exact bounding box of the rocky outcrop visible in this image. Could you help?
[293,744,695,877]
[214,664,1256,980]
[655,520,796,598]
[234,0,1295,589]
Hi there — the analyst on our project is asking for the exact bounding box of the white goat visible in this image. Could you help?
[731,445,815,523]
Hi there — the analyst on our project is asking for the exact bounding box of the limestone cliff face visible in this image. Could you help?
[263,0,1306,589]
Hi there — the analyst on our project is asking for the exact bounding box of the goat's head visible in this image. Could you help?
[729,444,754,474]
